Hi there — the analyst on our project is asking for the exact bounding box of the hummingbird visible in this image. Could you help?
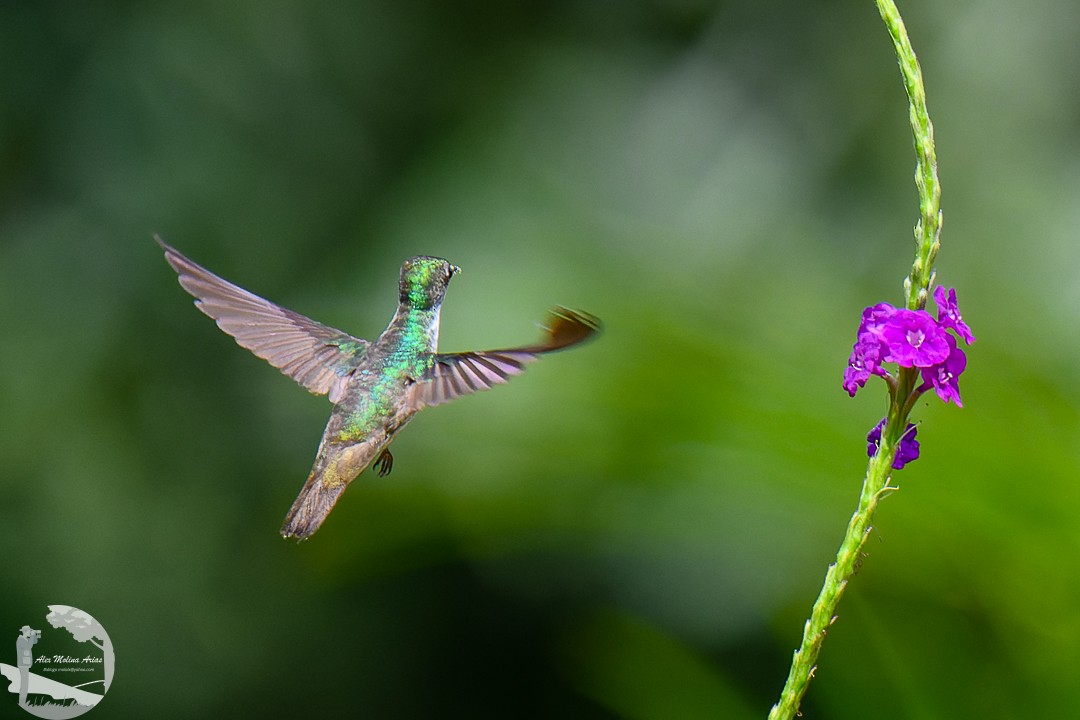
[157,237,600,540]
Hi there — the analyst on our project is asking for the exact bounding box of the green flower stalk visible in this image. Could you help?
[880,0,942,313]
[767,2,972,718]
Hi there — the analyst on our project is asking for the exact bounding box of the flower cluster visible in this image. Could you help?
[867,420,919,469]
[844,286,974,467]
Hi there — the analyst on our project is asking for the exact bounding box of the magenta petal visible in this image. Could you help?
[921,334,967,407]
[866,418,920,468]
[880,309,950,367]
[934,286,975,344]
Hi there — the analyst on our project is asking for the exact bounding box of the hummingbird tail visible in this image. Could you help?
[280,474,348,540]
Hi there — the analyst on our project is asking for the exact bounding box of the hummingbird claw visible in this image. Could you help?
[373,448,394,477]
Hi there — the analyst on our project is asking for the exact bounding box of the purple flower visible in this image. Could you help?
[844,335,884,396]
[880,309,950,368]
[866,418,920,469]
[920,334,967,407]
[933,286,975,344]
[859,303,898,338]
[843,304,897,396]
[842,288,974,405]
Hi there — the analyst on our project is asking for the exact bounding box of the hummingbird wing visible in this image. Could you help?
[158,236,369,403]
[410,307,600,408]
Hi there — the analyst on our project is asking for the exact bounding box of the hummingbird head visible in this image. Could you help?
[399,256,460,310]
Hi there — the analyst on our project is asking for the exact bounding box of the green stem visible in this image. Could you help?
[767,445,897,720]
[767,1,941,717]
[878,0,942,310]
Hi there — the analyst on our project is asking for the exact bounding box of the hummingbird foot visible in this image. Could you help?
[373,448,394,477]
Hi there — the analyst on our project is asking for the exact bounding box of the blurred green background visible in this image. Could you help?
[2,0,1077,717]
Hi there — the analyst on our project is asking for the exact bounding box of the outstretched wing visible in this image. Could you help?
[158,236,369,403]
[410,307,600,408]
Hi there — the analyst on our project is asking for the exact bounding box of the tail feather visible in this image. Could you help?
[281,436,387,540]
[280,474,349,540]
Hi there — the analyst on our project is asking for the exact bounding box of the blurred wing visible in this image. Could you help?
[410,307,600,408]
[158,236,369,403]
